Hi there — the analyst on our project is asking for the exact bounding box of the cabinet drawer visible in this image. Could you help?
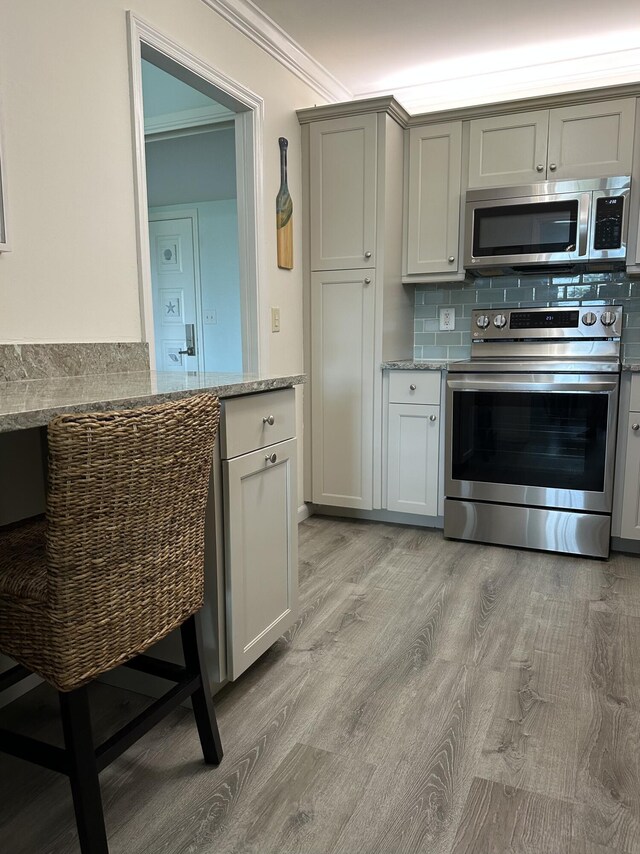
[220,388,295,459]
[389,371,440,405]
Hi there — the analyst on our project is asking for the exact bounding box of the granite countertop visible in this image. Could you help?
[381,359,453,371]
[0,370,306,433]
[622,360,640,372]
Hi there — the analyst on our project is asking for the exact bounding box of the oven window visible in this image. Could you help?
[473,200,579,257]
[451,390,608,492]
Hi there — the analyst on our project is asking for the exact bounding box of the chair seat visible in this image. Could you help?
[0,516,48,604]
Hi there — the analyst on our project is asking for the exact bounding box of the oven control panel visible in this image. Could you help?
[472,305,622,339]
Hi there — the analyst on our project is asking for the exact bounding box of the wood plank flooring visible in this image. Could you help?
[1,516,640,853]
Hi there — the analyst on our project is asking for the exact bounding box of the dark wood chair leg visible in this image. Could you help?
[59,686,109,854]
[180,615,223,765]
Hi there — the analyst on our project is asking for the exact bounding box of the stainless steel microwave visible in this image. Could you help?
[464,176,630,275]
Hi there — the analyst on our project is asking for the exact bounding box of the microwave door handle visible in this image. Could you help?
[578,193,590,257]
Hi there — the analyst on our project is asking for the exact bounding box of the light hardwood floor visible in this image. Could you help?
[1,516,640,853]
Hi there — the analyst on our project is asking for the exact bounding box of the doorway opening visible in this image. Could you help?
[128,14,266,374]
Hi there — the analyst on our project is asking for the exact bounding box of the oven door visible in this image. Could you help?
[445,373,619,513]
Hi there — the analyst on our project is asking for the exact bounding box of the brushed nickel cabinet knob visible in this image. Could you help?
[265,452,277,463]
[263,415,275,425]
[430,414,437,422]
[364,251,372,259]
[633,424,640,432]
[410,383,417,391]
[536,164,544,172]
[549,163,557,171]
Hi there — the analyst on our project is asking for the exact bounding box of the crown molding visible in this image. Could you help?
[297,95,410,127]
[364,46,640,117]
[199,0,352,104]
[144,104,235,135]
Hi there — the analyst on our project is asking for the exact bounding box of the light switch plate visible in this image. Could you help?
[439,306,455,331]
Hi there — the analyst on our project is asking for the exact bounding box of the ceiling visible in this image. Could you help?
[247,0,640,113]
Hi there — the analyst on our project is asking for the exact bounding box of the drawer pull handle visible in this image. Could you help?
[430,414,437,422]
[263,415,275,425]
[633,423,640,431]
[410,384,417,391]
[265,453,277,464]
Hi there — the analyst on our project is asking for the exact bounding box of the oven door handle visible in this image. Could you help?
[447,378,619,393]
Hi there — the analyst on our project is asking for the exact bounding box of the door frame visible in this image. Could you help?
[148,207,204,372]
[127,12,267,373]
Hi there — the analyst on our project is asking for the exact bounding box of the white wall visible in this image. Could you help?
[0,0,323,504]
[0,0,317,347]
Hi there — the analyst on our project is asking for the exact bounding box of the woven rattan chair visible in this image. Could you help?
[0,393,223,854]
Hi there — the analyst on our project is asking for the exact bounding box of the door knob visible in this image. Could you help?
[263,415,275,425]
[265,453,277,463]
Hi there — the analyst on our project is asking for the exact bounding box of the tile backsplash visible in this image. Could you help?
[414,271,640,361]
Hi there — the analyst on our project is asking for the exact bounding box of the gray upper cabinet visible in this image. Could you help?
[404,121,462,278]
[468,98,635,188]
[309,114,377,271]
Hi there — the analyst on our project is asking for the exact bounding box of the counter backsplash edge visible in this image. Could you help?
[0,342,150,383]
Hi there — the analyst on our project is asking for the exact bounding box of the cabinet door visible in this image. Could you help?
[620,414,640,540]
[387,403,440,516]
[468,111,549,188]
[223,438,298,679]
[309,114,377,271]
[405,122,462,276]
[311,270,375,508]
[547,99,635,180]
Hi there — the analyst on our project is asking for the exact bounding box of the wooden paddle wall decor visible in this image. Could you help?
[276,137,293,269]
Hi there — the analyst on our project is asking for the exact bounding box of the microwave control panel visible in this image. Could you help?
[594,196,625,250]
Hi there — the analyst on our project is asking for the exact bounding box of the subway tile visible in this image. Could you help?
[415,332,436,346]
[447,345,472,360]
[414,289,426,306]
[414,319,424,334]
[597,282,629,298]
[435,332,462,345]
[423,319,439,333]
[418,345,449,359]
[413,345,424,360]
[422,289,447,305]
[414,304,438,319]
[449,289,475,305]
[455,316,472,332]
[566,284,597,300]
[506,287,534,302]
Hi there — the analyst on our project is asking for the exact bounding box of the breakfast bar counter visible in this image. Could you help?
[0,369,306,433]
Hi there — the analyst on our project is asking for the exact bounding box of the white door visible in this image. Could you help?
[309,114,377,271]
[223,437,298,679]
[387,403,440,516]
[310,269,375,509]
[148,215,202,371]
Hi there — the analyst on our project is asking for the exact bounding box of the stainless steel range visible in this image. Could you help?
[444,305,623,558]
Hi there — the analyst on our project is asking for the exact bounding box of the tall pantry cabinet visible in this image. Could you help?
[298,98,414,510]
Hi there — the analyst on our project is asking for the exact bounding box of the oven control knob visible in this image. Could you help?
[600,310,617,327]
[493,314,507,329]
[476,315,490,329]
[582,311,597,326]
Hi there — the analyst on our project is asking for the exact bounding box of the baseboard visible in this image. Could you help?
[611,536,640,555]
[309,504,444,530]
[298,503,312,523]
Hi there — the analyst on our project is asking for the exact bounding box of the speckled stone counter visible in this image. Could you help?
[622,360,640,372]
[0,370,306,433]
[381,359,452,371]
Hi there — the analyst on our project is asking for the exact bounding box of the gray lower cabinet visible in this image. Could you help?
[619,410,640,540]
[220,390,298,679]
[385,371,441,517]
